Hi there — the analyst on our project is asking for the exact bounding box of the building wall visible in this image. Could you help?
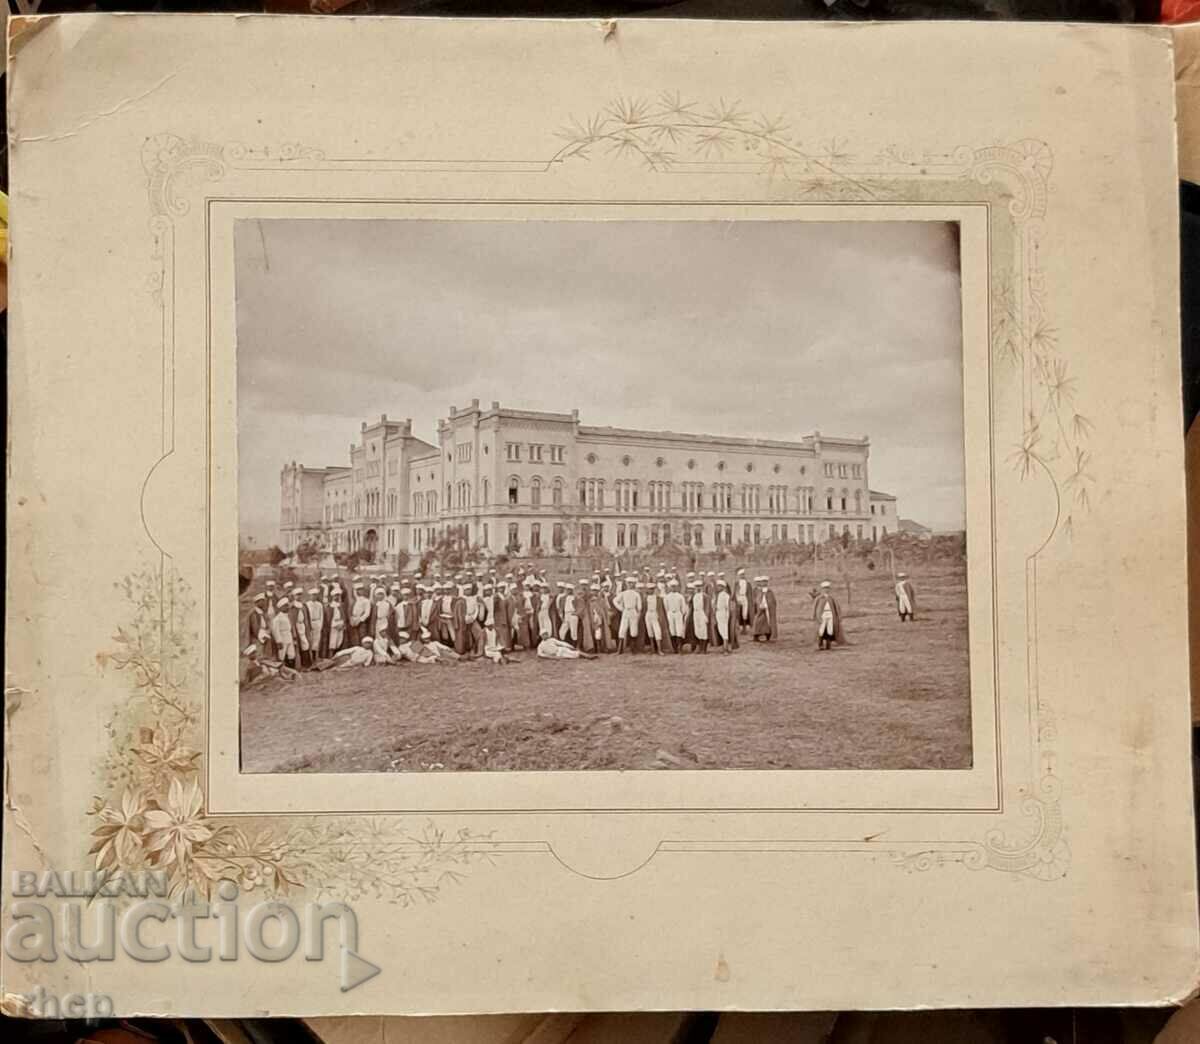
[281,402,891,560]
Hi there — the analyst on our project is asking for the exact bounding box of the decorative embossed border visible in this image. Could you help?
[86,107,1076,903]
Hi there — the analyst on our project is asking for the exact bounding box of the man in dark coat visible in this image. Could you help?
[751,576,779,642]
[813,580,845,650]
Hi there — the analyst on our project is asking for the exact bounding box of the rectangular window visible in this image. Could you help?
[683,526,692,546]
[594,523,604,547]
[725,524,733,545]
[694,526,703,548]
[455,443,472,463]
[529,444,543,462]
[580,524,593,548]
[553,523,565,550]
[714,525,722,546]
[482,523,489,548]
[753,525,761,545]
[743,524,751,544]
[856,525,863,540]
[781,524,788,542]
[771,524,778,542]
[841,497,848,512]
[662,523,671,544]
[507,522,520,550]
[550,445,565,463]
[616,524,626,548]
[509,481,519,505]
[530,523,541,549]
[505,442,521,462]
[629,524,638,548]
[829,524,836,540]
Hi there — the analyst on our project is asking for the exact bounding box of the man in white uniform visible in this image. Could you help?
[614,576,643,654]
[664,578,687,654]
[734,568,752,632]
[713,578,733,653]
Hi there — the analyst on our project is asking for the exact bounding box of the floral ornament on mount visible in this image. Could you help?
[90,566,492,903]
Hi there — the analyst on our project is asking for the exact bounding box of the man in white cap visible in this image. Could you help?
[713,578,734,654]
[752,576,779,642]
[894,572,916,622]
[813,580,844,650]
[326,588,346,655]
[537,635,599,660]
[689,580,711,653]
[270,596,297,668]
[305,587,325,659]
[263,580,278,624]
[613,575,643,654]
[330,636,376,670]
[734,568,752,633]
[349,583,371,647]
[559,582,580,645]
[247,593,270,658]
[664,578,687,654]
[644,577,670,655]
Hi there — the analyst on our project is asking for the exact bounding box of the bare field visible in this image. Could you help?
[239,563,971,773]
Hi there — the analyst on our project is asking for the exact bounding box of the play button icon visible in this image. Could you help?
[340,947,382,992]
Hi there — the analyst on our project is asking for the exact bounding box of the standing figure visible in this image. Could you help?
[689,581,711,654]
[305,588,325,660]
[349,584,371,648]
[643,580,671,655]
[589,581,614,653]
[734,568,752,632]
[752,576,779,642]
[713,579,734,654]
[270,597,297,667]
[247,594,271,658]
[560,583,581,645]
[894,572,917,622]
[326,589,346,655]
[613,577,643,654]
[664,578,687,653]
[289,596,312,669]
[813,580,845,650]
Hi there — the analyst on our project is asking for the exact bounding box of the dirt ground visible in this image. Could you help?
[239,563,971,773]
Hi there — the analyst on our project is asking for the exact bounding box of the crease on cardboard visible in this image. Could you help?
[10,69,181,146]
[3,685,48,867]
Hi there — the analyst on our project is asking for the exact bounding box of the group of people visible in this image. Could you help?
[243,565,787,675]
[240,563,918,679]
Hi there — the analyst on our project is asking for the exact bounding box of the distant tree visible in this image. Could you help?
[266,545,287,566]
[294,538,321,564]
[394,550,411,574]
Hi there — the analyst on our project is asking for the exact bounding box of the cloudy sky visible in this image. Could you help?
[236,217,964,544]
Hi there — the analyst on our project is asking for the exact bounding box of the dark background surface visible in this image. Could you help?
[1,1,1196,1040]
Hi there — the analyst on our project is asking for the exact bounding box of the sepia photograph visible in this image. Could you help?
[236,217,970,774]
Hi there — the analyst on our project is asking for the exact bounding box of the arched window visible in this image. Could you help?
[841,488,849,513]
[578,479,587,505]
[854,490,862,514]
[531,476,542,508]
[482,478,489,505]
[508,476,520,506]
[552,478,564,507]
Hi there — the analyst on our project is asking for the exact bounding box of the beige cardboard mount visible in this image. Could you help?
[4,15,1197,1016]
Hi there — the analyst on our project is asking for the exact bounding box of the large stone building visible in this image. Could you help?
[278,401,899,559]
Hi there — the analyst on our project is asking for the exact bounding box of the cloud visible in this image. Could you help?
[236,218,964,542]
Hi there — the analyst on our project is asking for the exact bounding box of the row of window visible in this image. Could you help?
[505,442,567,464]
[324,481,887,522]
[823,462,864,479]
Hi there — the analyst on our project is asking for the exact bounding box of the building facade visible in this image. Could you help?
[278,401,899,558]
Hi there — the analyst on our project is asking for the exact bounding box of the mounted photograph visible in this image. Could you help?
[236,217,969,774]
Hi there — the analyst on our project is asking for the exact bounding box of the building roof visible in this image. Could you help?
[577,425,843,454]
[868,489,897,501]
